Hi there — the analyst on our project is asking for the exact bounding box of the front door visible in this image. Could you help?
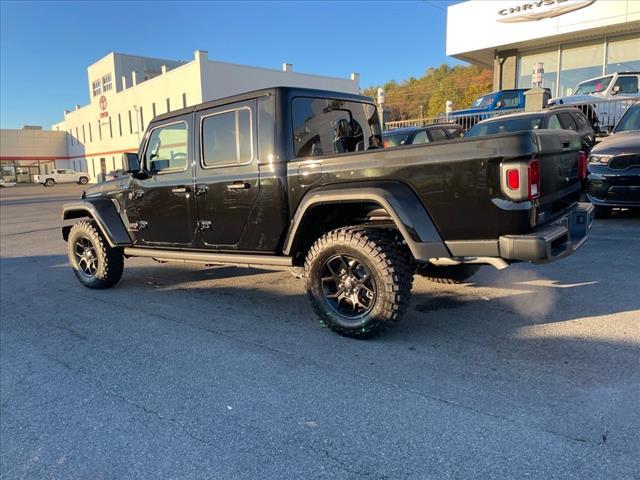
[126,115,197,246]
[194,100,259,249]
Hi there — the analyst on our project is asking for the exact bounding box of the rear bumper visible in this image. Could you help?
[498,202,594,263]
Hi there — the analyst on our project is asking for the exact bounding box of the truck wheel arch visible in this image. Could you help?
[284,182,450,263]
[62,199,132,247]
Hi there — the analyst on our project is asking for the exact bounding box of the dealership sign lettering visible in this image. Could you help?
[497,0,596,23]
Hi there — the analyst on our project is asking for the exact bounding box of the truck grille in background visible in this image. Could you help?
[608,154,640,170]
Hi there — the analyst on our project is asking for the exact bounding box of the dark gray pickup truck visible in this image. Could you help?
[61,87,594,339]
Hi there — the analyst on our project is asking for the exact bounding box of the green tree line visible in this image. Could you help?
[363,64,493,121]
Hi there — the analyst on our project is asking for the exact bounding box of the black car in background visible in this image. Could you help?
[586,102,640,217]
[464,106,596,153]
[382,124,463,147]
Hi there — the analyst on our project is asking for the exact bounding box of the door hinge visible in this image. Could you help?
[128,189,144,200]
[197,220,212,231]
[195,184,208,196]
[129,220,148,232]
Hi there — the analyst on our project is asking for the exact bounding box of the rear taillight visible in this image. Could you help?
[528,159,540,200]
[577,151,587,180]
[506,169,520,190]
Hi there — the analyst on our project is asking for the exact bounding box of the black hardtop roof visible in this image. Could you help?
[383,124,462,135]
[152,87,375,123]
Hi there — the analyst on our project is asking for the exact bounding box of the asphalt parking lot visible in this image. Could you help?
[1,183,638,479]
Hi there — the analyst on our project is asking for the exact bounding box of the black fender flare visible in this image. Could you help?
[61,198,132,247]
[283,182,450,261]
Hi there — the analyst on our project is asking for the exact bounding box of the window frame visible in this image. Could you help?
[141,120,190,175]
[92,79,101,97]
[102,74,112,92]
[199,106,254,170]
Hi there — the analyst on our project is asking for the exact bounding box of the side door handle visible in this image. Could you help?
[227,182,251,190]
[171,186,191,194]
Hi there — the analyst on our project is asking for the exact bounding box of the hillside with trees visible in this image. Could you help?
[363,64,493,121]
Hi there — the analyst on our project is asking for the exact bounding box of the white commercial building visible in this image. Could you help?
[447,0,640,96]
[40,50,359,183]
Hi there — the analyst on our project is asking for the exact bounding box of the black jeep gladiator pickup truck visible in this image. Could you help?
[62,87,594,338]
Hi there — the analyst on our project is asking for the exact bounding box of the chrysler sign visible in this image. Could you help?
[497,0,596,23]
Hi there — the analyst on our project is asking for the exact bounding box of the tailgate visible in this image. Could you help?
[533,130,582,225]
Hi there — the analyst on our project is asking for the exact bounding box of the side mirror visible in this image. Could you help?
[122,152,140,173]
[495,100,503,109]
[612,85,620,95]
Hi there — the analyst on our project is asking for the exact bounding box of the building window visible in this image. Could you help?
[517,47,559,96]
[75,127,79,144]
[82,124,86,143]
[139,107,144,131]
[559,40,604,97]
[108,117,113,138]
[102,73,113,92]
[182,93,187,108]
[201,108,252,167]
[69,129,74,146]
[98,122,102,141]
[606,33,640,74]
[152,102,156,118]
[166,97,170,113]
[118,113,122,136]
[128,110,133,134]
[89,123,93,142]
[92,79,101,97]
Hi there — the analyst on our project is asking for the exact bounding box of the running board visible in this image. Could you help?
[123,247,293,269]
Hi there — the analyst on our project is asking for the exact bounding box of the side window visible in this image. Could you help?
[573,112,591,131]
[614,76,638,94]
[558,112,578,131]
[446,127,463,138]
[428,128,448,142]
[201,108,252,168]
[412,131,429,144]
[499,92,520,108]
[292,97,380,158]
[144,122,188,173]
[547,114,563,130]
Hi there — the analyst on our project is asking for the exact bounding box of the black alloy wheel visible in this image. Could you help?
[320,254,377,323]
[74,236,99,278]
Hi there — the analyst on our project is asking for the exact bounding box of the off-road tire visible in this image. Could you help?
[45,178,55,187]
[78,176,89,185]
[67,220,124,289]
[305,227,413,339]
[417,264,480,284]
[594,206,612,219]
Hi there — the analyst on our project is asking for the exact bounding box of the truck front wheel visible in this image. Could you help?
[67,220,124,289]
[305,227,413,339]
[78,176,89,185]
[45,178,55,187]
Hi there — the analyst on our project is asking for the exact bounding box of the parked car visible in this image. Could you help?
[464,106,596,153]
[382,124,463,147]
[549,72,640,129]
[105,169,127,181]
[0,178,17,188]
[34,169,89,187]
[61,87,593,339]
[586,101,640,217]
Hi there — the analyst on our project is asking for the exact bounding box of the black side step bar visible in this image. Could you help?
[123,248,293,269]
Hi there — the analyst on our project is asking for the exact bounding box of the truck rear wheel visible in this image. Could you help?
[416,264,479,284]
[45,178,55,187]
[305,227,413,339]
[78,176,88,185]
[67,220,124,289]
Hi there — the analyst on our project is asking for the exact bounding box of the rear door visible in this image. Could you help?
[194,99,259,249]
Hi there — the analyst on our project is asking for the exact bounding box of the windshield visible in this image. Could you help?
[613,104,640,133]
[465,116,544,137]
[471,93,497,108]
[573,76,613,95]
[382,133,410,148]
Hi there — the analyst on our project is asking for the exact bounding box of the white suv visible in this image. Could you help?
[34,169,89,187]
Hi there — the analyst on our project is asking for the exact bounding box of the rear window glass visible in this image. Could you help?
[383,133,410,148]
[429,128,448,141]
[292,97,382,157]
[465,116,544,137]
